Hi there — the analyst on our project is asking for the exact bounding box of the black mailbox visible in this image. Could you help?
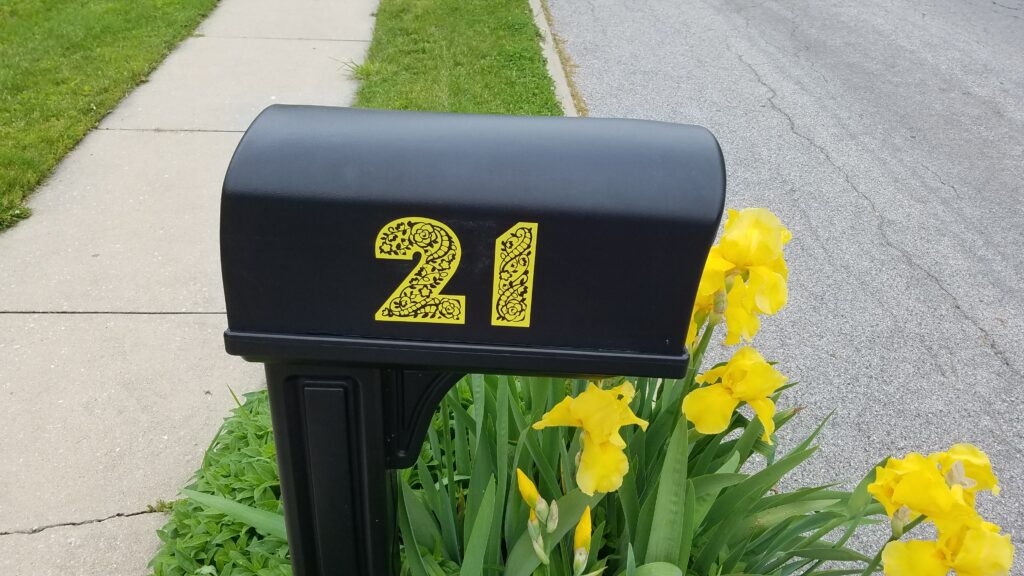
[220,105,725,576]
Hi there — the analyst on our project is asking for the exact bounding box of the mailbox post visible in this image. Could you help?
[220,105,725,576]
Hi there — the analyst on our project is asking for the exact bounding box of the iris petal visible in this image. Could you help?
[682,384,739,436]
[532,396,580,430]
[950,523,1014,576]
[942,443,1000,495]
[881,541,947,576]
[746,397,777,443]
[576,435,629,495]
[893,469,957,519]
[724,280,760,345]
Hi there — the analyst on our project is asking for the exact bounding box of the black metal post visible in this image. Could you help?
[265,364,464,575]
[265,364,396,576]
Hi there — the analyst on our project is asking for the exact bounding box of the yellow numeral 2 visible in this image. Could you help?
[374,218,539,327]
[374,217,466,324]
[492,222,538,328]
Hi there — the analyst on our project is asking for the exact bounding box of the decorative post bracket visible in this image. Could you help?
[381,370,466,468]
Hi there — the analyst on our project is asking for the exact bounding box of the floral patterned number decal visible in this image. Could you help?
[374,217,539,327]
[492,222,538,327]
[374,217,466,324]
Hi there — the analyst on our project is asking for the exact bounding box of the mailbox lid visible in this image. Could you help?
[221,105,725,376]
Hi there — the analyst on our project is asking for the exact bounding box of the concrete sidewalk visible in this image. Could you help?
[0,0,376,573]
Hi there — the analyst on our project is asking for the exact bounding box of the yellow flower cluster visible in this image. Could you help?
[682,209,792,445]
[682,346,787,443]
[533,382,648,495]
[869,445,1013,576]
[687,208,791,348]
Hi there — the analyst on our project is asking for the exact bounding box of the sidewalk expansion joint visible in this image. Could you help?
[96,127,245,134]
[197,34,372,43]
[0,510,159,537]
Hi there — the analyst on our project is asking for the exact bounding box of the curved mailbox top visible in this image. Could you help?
[221,105,725,377]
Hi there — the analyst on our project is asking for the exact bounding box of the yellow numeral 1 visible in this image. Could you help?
[374,217,466,324]
[492,222,538,328]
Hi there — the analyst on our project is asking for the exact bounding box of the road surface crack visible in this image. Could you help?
[921,164,962,196]
[726,40,1023,382]
[0,510,158,537]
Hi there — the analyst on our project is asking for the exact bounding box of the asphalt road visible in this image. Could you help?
[547,0,1024,558]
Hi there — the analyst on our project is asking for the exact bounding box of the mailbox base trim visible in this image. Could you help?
[226,330,689,378]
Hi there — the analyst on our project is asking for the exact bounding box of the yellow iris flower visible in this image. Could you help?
[685,208,791,349]
[937,443,1001,503]
[872,445,1013,575]
[533,383,648,495]
[868,445,1000,522]
[882,517,1014,576]
[719,208,790,311]
[718,208,792,269]
[869,452,963,520]
[682,347,787,442]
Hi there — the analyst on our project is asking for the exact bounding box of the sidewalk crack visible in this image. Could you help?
[0,510,159,537]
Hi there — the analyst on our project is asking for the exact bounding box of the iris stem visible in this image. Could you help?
[684,322,717,396]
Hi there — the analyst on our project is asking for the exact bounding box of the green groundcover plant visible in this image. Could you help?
[157,208,1014,576]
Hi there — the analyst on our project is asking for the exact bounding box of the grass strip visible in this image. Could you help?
[355,0,562,115]
[149,0,561,572]
[0,0,219,231]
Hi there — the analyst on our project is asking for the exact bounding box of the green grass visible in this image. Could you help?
[0,0,219,231]
[354,0,562,115]
[149,0,561,572]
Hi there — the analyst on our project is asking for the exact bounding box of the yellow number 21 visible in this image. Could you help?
[374,217,538,327]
